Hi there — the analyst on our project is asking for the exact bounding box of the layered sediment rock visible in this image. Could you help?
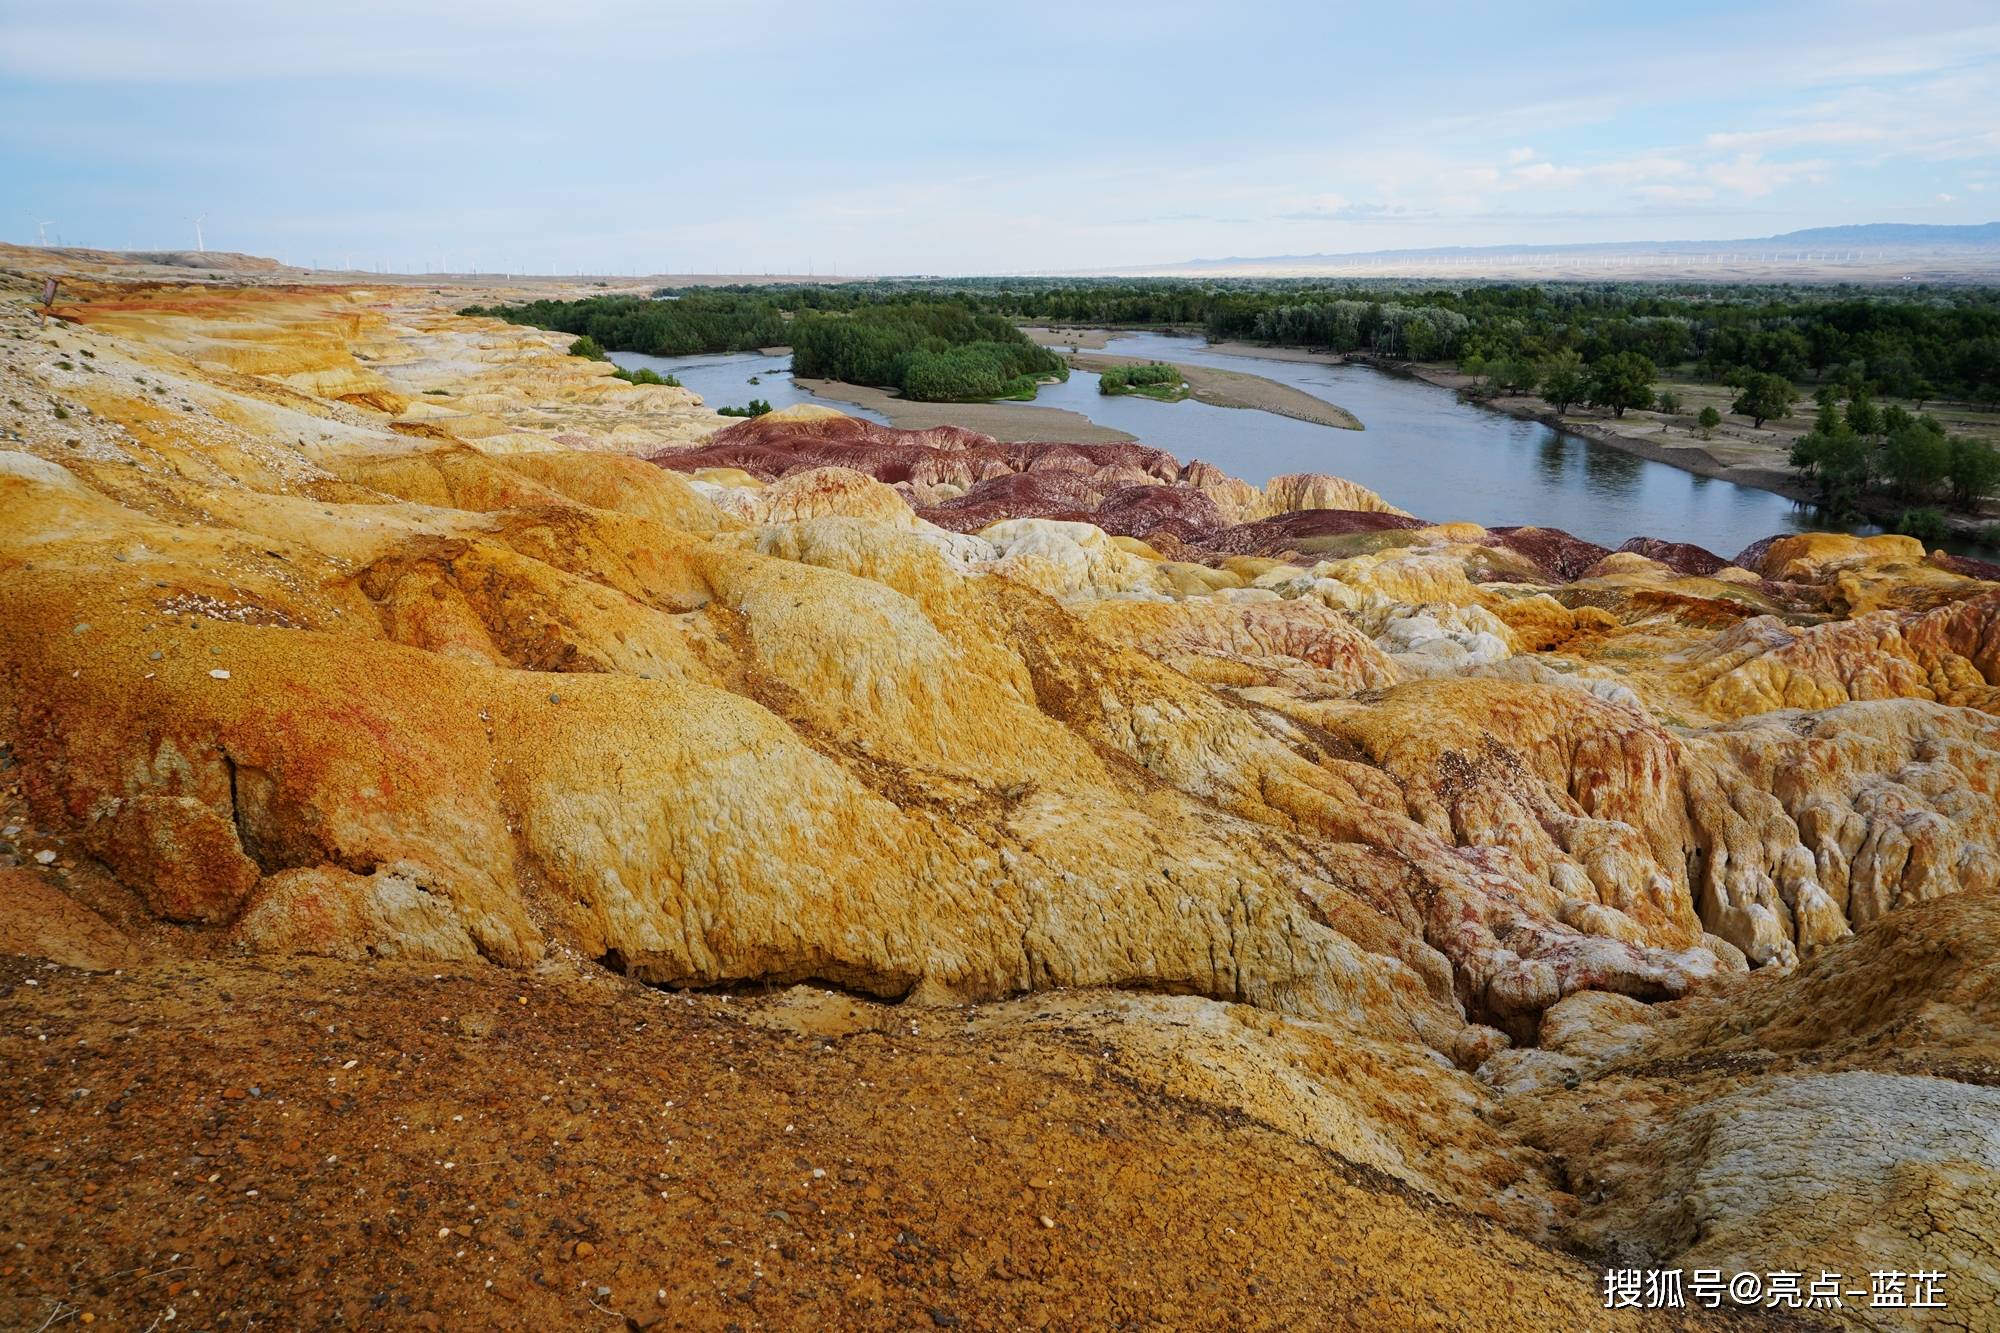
[3,268,1997,1327]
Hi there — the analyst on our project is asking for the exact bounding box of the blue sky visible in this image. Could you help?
[3,0,1996,273]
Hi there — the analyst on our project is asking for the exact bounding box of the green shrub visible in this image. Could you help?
[1099,362,1187,400]
[567,335,608,361]
[1892,508,1949,544]
[1788,423,1870,513]
[610,367,681,387]
[1946,437,2000,509]
[716,398,772,418]
[464,294,786,358]
[792,305,1063,402]
[1879,419,1950,498]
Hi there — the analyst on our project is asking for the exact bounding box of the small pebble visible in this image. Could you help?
[210,669,230,679]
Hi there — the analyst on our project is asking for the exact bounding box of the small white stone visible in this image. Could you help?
[209,668,230,679]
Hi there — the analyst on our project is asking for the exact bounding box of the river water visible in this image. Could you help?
[609,349,888,424]
[1025,331,1816,554]
[617,335,1987,559]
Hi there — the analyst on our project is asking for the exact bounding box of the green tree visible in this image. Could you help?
[1845,391,1882,438]
[567,335,608,361]
[1789,424,1872,513]
[1586,352,1657,418]
[1537,351,1589,415]
[1488,358,1538,395]
[1696,405,1721,439]
[1879,420,1950,499]
[1946,437,2000,509]
[1655,389,1683,415]
[1891,508,1949,544]
[1733,372,1794,429]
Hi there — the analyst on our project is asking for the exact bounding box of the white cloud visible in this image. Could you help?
[1703,153,1831,198]
[1633,184,1718,205]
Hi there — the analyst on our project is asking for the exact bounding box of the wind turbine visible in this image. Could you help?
[33,218,55,246]
[189,216,206,252]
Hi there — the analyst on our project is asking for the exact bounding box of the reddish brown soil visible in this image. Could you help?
[0,956,1738,1332]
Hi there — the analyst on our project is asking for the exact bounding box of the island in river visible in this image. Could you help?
[795,346,1361,440]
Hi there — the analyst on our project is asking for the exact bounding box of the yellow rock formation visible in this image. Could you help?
[3,263,1997,1328]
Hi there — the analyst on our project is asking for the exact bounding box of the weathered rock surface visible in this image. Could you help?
[3,264,1996,1327]
[1495,891,2000,1326]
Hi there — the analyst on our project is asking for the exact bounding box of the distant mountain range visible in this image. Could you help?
[1762,222,2000,247]
[1094,222,2000,281]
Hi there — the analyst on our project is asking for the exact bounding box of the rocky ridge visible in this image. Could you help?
[1,266,1996,1328]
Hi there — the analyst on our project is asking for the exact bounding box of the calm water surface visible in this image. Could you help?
[609,349,888,425]
[621,334,1995,559]
[1033,332,1817,554]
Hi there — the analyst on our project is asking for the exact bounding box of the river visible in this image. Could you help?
[1024,331,1820,554]
[617,336,1988,559]
[609,349,888,424]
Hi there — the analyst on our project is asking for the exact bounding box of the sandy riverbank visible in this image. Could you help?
[1067,351,1363,431]
[1392,360,1812,491]
[1392,360,2000,542]
[1018,325,1115,350]
[1205,340,1830,503]
[794,377,1136,443]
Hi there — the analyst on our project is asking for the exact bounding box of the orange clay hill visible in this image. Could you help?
[1,245,1995,1330]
